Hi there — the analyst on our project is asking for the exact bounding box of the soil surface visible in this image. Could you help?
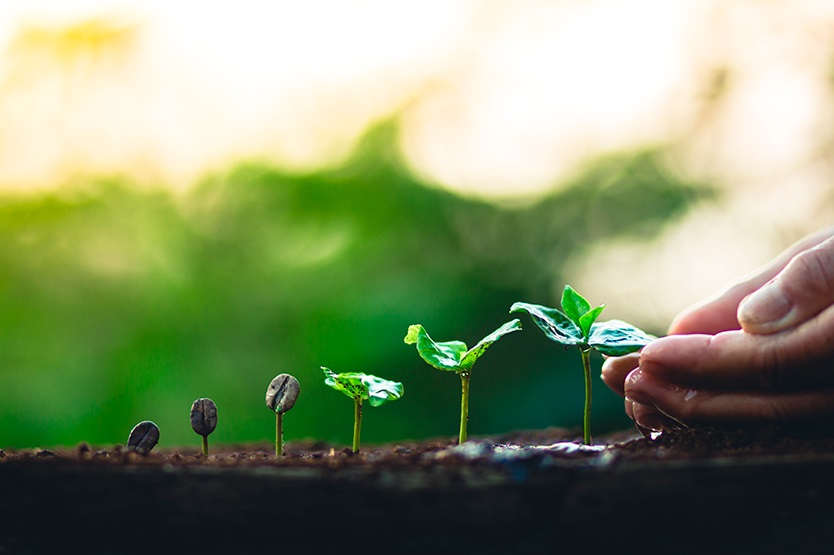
[3,424,834,554]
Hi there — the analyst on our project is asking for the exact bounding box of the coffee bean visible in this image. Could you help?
[190,397,218,437]
[265,374,300,413]
[127,420,159,454]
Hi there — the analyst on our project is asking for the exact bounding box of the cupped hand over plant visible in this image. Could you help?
[601,226,834,432]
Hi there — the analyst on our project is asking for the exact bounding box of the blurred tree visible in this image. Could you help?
[0,118,715,448]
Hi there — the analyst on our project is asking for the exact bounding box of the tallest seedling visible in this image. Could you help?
[511,285,655,445]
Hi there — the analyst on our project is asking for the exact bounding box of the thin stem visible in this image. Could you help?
[352,396,363,453]
[275,412,284,457]
[580,347,593,445]
[459,371,471,444]
[201,435,209,457]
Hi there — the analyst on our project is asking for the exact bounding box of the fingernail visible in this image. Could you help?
[738,280,791,326]
[625,368,643,388]
[624,368,677,409]
[623,369,653,407]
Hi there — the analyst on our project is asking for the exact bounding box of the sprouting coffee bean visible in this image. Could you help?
[190,397,218,437]
[265,374,300,414]
[127,420,160,454]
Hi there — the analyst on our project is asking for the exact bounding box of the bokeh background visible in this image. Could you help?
[1,0,833,449]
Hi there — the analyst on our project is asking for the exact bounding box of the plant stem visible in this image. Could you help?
[275,412,284,457]
[201,435,209,457]
[580,347,593,445]
[459,371,471,444]
[353,396,363,453]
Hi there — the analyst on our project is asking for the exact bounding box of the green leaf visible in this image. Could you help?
[511,299,655,354]
[510,301,583,346]
[405,320,522,372]
[578,305,605,339]
[362,374,405,407]
[588,320,656,356]
[404,324,468,372]
[560,285,590,327]
[459,318,522,369]
[322,367,404,406]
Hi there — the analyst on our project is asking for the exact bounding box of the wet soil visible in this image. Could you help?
[3,424,834,554]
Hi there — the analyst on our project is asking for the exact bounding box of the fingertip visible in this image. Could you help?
[737,281,794,334]
[738,238,834,335]
[667,290,745,335]
[623,367,669,409]
[599,369,616,392]
[600,352,640,397]
[625,368,643,389]
[599,355,620,381]
[636,333,714,378]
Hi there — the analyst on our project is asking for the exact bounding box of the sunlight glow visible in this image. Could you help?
[403,0,698,199]
[2,0,834,326]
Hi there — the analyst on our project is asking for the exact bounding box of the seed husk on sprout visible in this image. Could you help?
[265,374,300,457]
[190,398,218,456]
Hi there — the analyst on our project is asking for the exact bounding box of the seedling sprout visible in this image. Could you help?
[404,319,521,444]
[322,367,403,453]
[265,373,301,457]
[190,398,218,456]
[511,285,655,445]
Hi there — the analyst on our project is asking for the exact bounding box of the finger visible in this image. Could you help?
[601,352,640,397]
[625,369,834,425]
[669,226,834,335]
[627,397,686,432]
[738,235,834,334]
[638,307,834,391]
[668,281,754,335]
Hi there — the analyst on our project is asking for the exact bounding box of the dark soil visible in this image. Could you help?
[3,424,834,554]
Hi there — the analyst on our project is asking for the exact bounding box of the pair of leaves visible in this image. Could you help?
[510,285,655,356]
[404,319,522,373]
[322,367,404,407]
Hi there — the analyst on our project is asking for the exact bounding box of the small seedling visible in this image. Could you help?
[265,373,301,457]
[511,285,655,445]
[322,366,403,453]
[404,319,522,444]
[190,397,218,457]
[127,420,159,454]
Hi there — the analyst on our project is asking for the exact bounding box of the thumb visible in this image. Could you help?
[738,235,834,334]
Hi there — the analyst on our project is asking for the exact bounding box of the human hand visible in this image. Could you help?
[601,226,834,432]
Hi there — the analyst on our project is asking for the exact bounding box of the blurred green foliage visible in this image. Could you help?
[0,119,716,449]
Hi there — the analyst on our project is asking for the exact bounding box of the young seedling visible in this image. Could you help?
[127,420,160,454]
[404,319,522,444]
[265,373,301,457]
[322,366,403,453]
[190,397,218,457]
[511,285,655,445]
